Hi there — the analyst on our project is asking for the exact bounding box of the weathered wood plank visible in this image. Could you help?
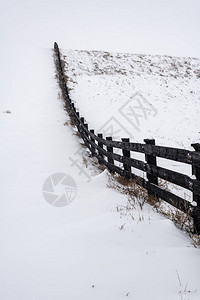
[191,143,200,208]
[88,134,200,165]
[90,129,96,156]
[131,173,146,188]
[146,164,195,191]
[129,143,195,164]
[97,133,104,164]
[147,182,192,213]
[106,137,114,172]
[144,139,158,191]
[113,153,146,171]
[122,138,131,179]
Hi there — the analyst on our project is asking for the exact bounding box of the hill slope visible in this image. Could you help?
[0,47,200,300]
[62,49,200,149]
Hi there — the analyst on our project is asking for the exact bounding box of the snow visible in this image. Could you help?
[62,49,200,202]
[1,1,200,299]
[63,49,200,149]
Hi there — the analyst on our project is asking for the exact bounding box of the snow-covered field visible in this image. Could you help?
[62,49,200,202]
[1,1,200,299]
[63,49,200,149]
[1,48,200,300]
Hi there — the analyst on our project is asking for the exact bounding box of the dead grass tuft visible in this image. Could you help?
[74,131,82,138]
[154,202,193,233]
[107,173,199,244]
[107,174,150,211]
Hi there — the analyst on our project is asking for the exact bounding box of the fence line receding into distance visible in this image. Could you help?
[54,42,200,235]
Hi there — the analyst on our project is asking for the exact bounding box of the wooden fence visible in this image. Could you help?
[54,42,200,234]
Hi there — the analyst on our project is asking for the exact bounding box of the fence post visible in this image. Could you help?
[144,139,158,195]
[191,143,200,234]
[71,103,76,121]
[80,117,85,135]
[63,83,70,102]
[106,137,114,173]
[90,129,96,156]
[54,42,58,51]
[79,117,88,146]
[121,138,131,179]
[84,123,89,146]
[97,133,104,164]
[79,117,84,138]
[75,112,81,132]
[71,102,75,111]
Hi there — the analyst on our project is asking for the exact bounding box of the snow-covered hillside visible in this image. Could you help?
[0,46,199,300]
[62,48,200,217]
[63,49,200,149]
[1,1,200,299]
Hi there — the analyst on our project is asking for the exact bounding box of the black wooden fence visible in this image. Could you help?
[54,42,200,234]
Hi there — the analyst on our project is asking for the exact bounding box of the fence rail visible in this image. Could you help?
[54,42,200,234]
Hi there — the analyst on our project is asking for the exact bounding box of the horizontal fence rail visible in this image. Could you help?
[54,42,200,235]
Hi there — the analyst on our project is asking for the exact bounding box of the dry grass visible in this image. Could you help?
[154,202,193,233]
[191,234,200,247]
[107,173,199,245]
[107,173,153,211]
[63,102,76,127]
[73,131,82,138]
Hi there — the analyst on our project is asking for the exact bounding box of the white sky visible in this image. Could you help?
[0,0,200,57]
